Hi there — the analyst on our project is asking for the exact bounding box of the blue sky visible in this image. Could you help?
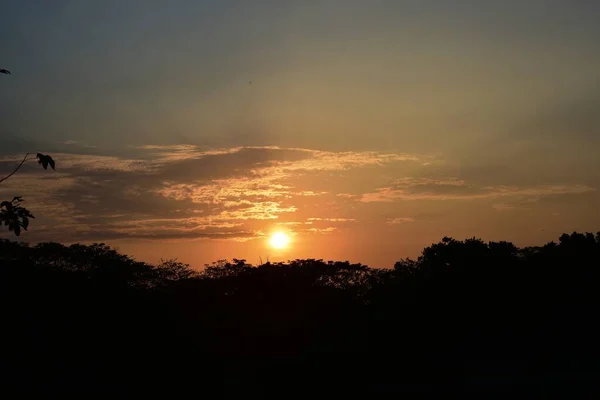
[1,1,599,267]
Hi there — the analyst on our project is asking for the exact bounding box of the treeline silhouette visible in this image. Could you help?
[1,232,600,396]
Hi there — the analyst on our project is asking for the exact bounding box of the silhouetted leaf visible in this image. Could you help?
[1,201,12,212]
[36,153,53,170]
[22,217,29,230]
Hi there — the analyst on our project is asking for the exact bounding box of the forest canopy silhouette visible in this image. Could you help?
[1,231,599,395]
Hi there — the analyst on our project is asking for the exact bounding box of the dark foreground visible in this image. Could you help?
[1,232,600,397]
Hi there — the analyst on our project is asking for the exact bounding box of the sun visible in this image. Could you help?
[269,232,290,250]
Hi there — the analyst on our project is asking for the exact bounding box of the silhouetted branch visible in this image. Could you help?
[0,152,56,185]
[1,153,56,236]
[0,153,36,184]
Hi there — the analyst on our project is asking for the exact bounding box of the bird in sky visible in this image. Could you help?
[0,69,11,75]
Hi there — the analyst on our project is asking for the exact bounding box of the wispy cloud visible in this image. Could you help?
[1,145,418,243]
[386,217,415,225]
[307,217,356,222]
[306,227,337,234]
[137,144,241,162]
[360,177,595,203]
[60,140,97,149]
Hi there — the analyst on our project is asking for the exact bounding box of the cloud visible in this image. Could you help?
[276,221,304,226]
[305,227,337,234]
[152,146,421,213]
[386,217,415,225]
[336,193,357,199]
[136,144,241,162]
[391,177,466,187]
[266,149,421,172]
[60,140,97,149]
[3,143,595,245]
[0,152,150,174]
[1,145,418,243]
[215,202,298,221]
[306,217,356,222]
[360,177,595,203]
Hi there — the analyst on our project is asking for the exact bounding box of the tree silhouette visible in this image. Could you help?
[1,231,600,395]
[0,153,56,235]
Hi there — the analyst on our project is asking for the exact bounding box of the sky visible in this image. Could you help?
[1,0,599,268]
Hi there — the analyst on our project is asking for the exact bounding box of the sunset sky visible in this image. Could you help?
[1,1,599,268]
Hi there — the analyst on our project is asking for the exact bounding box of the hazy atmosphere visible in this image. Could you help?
[2,0,599,268]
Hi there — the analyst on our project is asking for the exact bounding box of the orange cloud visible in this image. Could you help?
[386,217,415,225]
[360,178,595,203]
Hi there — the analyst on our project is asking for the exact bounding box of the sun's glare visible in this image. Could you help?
[269,232,290,250]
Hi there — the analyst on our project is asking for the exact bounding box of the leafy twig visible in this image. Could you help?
[0,153,56,185]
